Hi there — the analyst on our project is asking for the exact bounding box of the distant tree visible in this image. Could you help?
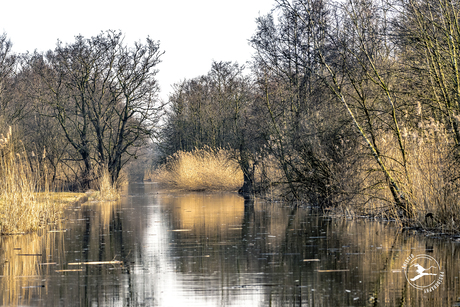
[0,32,24,126]
[162,61,260,197]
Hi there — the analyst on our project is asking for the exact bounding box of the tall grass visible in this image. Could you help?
[0,126,121,234]
[0,128,65,234]
[345,119,460,230]
[398,123,460,230]
[0,127,40,233]
[94,165,120,201]
[149,147,243,191]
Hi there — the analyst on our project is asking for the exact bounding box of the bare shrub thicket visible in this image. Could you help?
[157,0,460,231]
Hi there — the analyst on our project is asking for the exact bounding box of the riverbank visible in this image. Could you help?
[0,127,122,235]
[320,206,460,242]
[0,192,88,235]
[146,144,460,236]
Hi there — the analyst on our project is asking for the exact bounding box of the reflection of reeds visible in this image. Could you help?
[161,193,244,235]
[82,200,120,229]
[149,147,243,191]
[0,232,57,306]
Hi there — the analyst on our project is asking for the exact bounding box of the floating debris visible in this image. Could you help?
[173,255,210,259]
[317,269,349,272]
[303,259,320,262]
[68,261,123,265]
[56,269,84,272]
[17,254,42,257]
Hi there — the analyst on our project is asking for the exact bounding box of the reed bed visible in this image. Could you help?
[397,125,460,230]
[92,165,120,201]
[344,120,460,230]
[149,147,243,191]
[0,128,86,234]
[0,127,43,234]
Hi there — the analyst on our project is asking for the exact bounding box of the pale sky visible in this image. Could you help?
[1,0,275,100]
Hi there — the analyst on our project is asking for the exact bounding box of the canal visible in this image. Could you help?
[1,183,459,306]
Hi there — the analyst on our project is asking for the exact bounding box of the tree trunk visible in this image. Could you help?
[238,145,253,199]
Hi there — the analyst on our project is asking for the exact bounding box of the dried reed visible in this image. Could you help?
[0,127,78,234]
[150,147,243,191]
[0,127,42,233]
[91,165,120,201]
[355,119,460,230]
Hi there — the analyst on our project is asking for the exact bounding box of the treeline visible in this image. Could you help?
[160,0,460,227]
[2,0,460,226]
[0,31,163,190]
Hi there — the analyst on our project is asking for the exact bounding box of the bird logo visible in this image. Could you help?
[403,254,444,292]
[409,263,437,281]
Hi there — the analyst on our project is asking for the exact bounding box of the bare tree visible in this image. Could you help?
[34,31,164,187]
[0,32,22,126]
[250,0,345,203]
[397,0,460,144]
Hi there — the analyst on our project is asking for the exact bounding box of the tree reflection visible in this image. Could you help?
[1,185,459,306]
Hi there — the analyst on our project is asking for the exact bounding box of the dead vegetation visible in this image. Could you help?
[146,147,243,191]
[0,128,116,234]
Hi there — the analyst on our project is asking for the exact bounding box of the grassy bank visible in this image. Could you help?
[147,147,243,191]
[0,189,87,235]
[0,128,90,234]
[150,138,460,235]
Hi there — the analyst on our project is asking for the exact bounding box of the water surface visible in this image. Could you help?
[1,183,460,306]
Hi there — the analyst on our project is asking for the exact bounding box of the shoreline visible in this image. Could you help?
[0,192,88,236]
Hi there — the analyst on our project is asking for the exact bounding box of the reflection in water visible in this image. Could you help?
[0,233,50,306]
[1,183,460,306]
